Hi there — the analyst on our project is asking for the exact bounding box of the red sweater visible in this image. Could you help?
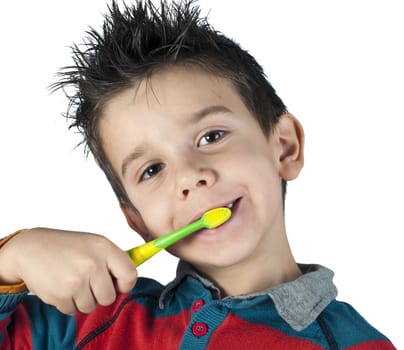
[0,260,396,349]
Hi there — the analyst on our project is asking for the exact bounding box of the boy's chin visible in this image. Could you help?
[186,251,254,271]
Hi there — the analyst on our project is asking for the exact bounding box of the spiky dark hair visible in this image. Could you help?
[52,0,288,205]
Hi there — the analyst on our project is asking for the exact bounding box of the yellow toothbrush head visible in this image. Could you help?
[201,207,232,229]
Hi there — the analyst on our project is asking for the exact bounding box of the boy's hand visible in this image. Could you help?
[0,228,137,315]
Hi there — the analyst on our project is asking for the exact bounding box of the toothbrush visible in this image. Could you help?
[126,207,232,267]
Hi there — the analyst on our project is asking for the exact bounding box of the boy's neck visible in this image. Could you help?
[195,237,302,297]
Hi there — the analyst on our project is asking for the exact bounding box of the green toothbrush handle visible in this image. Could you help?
[153,219,205,249]
[126,219,204,267]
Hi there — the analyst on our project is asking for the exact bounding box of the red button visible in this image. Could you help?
[191,299,205,312]
[192,322,208,337]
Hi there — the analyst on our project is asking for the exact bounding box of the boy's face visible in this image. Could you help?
[100,65,302,270]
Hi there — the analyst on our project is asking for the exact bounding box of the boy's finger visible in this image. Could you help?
[73,290,97,314]
[107,251,138,294]
[90,269,117,306]
[56,299,79,316]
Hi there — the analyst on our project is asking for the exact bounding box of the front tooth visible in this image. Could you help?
[226,202,233,209]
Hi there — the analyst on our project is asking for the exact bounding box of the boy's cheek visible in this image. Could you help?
[136,203,173,237]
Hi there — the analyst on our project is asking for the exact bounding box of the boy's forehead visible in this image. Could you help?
[136,65,238,109]
[101,65,246,127]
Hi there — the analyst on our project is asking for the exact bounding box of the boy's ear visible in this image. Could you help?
[274,114,305,181]
[119,202,152,241]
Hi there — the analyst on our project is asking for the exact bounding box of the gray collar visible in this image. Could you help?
[159,261,337,331]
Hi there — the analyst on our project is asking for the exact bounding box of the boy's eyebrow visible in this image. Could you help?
[121,147,146,178]
[121,105,232,177]
[193,105,232,122]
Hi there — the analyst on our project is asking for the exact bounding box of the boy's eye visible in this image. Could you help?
[197,130,226,147]
[139,163,165,181]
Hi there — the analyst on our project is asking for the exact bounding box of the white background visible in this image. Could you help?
[0,0,402,347]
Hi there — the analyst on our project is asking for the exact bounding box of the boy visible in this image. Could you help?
[0,1,396,349]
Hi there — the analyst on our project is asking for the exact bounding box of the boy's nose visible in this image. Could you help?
[175,163,217,199]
